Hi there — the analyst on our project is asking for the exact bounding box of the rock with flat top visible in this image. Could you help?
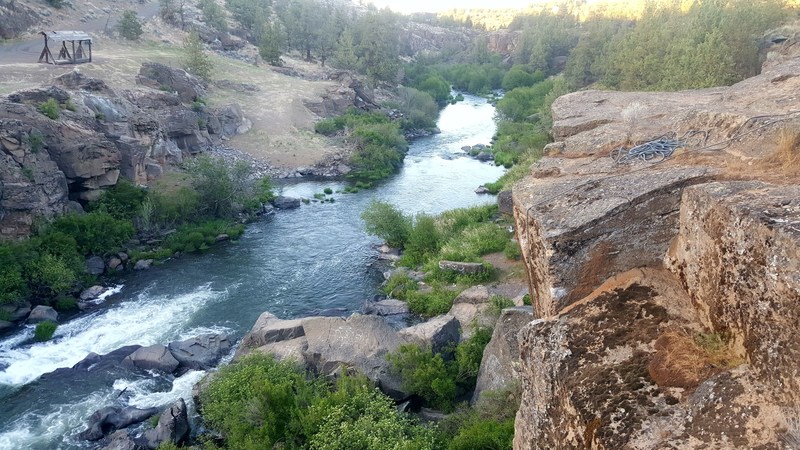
[168,333,231,370]
[28,305,57,323]
[398,315,460,355]
[122,344,179,373]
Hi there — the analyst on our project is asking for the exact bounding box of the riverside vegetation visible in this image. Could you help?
[0,155,274,316]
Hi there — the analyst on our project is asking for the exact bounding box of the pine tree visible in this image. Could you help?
[118,10,144,40]
[259,22,284,66]
[183,31,213,81]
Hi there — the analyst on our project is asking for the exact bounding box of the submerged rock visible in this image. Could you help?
[271,196,301,209]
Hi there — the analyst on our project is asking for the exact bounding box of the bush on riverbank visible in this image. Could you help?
[315,109,409,183]
[386,326,493,412]
[199,353,440,449]
[0,157,273,307]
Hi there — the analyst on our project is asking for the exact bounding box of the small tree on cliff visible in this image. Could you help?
[183,31,213,81]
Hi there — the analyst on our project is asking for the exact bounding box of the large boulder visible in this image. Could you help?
[398,315,460,355]
[235,312,305,359]
[77,406,158,441]
[136,62,206,104]
[122,344,180,373]
[472,306,532,403]
[100,430,138,450]
[447,285,493,340]
[168,333,231,371]
[1,302,31,322]
[303,315,406,398]
[27,305,58,323]
[141,398,190,450]
[253,337,309,365]
[86,256,106,275]
[271,196,301,209]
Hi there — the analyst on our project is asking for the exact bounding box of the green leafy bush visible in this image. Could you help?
[54,297,78,311]
[34,321,58,342]
[448,418,515,450]
[387,344,458,411]
[200,353,436,449]
[37,98,60,120]
[90,179,147,220]
[439,223,509,262]
[402,214,441,266]
[405,285,459,318]
[26,133,45,153]
[0,246,25,305]
[503,240,521,260]
[49,212,134,256]
[455,327,493,387]
[26,254,76,297]
[309,388,439,450]
[501,65,545,91]
[361,200,411,248]
[495,80,555,122]
[382,272,419,299]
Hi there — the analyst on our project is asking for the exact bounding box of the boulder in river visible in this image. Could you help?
[78,405,158,441]
[168,333,231,371]
[122,344,180,373]
[27,305,58,323]
[1,301,31,322]
[141,398,190,449]
[271,196,301,209]
[133,259,153,271]
[80,285,106,300]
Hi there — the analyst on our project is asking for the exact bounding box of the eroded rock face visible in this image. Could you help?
[512,163,715,318]
[136,63,207,104]
[665,181,800,402]
[0,68,249,239]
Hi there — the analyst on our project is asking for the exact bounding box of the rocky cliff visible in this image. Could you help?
[0,65,247,239]
[510,36,800,449]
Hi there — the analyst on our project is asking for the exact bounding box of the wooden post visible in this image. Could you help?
[71,40,75,63]
[88,40,92,62]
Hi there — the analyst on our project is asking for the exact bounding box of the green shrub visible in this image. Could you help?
[25,254,76,297]
[448,418,515,450]
[309,388,439,450]
[323,187,333,195]
[501,65,545,91]
[439,387,520,450]
[361,200,411,248]
[455,327,493,387]
[26,132,45,153]
[34,321,58,342]
[315,119,339,136]
[503,240,521,260]
[424,261,495,285]
[496,80,555,122]
[200,353,436,449]
[0,246,25,304]
[437,205,497,241]
[118,10,144,40]
[405,285,459,318]
[387,344,458,412]
[165,220,239,253]
[439,223,509,262]
[402,214,441,266]
[488,295,514,317]
[37,98,60,120]
[382,273,419,299]
[54,297,78,311]
[49,212,134,256]
[183,31,213,81]
[64,99,77,112]
[90,180,147,220]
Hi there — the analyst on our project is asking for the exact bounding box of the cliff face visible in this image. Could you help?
[0,66,247,240]
[511,37,800,449]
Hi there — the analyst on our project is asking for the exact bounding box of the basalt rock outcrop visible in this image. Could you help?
[0,68,248,239]
[509,36,800,449]
[233,311,466,400]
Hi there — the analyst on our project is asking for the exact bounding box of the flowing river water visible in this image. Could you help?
[0,94,503,450]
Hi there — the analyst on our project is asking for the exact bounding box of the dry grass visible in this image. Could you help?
[647,329,743,389]
[768,126,800,176]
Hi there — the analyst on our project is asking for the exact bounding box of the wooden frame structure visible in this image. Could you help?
[39,31,92,65]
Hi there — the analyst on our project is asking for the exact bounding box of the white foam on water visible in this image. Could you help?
[0,389,112,450]
[0,284,223,387]
[124,370,206,409]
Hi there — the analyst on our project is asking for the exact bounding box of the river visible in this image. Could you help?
[0,94,503,450]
